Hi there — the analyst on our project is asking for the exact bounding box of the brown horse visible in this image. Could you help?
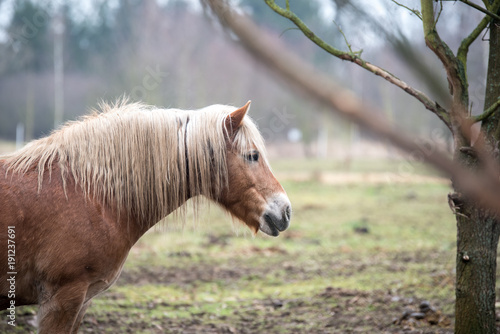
[0,100,291,333]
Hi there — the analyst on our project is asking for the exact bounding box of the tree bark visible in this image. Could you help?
[454,14,500,334]
[454,199,500,333]
[483,21,500,133]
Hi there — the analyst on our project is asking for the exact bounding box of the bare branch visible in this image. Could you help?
[435,0,444,27]
[458,12,494,65]
[332,20,361,57]
[473,98,500,123]
[458,0,500,69]
[457,0,500,21]
[391,0,422,20]
[422,0,470,147]
[263,0,450,129]
[421,1,464,96]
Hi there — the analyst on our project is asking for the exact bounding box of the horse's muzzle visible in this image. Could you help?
[259,193,292,237]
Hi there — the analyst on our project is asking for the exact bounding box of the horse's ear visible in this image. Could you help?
[225,101,251,135]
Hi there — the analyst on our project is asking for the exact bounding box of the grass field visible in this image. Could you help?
[2,158,468,333]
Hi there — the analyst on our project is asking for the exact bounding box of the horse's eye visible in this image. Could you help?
[245,150,259,162]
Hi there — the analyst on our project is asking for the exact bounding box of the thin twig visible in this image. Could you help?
[457,0,500,21]
[457,0,500,69]
[473,98,500,122]
[263,0,450,129]
[332,19,361,56]
[279,27,299,38]
[434,0,444,28]
[391,0,422,20]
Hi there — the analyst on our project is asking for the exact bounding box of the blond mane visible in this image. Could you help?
[2,101,267,224]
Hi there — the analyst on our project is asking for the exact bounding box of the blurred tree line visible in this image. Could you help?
[0,0,486,156]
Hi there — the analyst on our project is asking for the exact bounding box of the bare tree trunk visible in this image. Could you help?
[454,198,500,333]
[454,14,500,334]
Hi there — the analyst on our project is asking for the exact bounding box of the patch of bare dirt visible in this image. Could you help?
[119,264,248,286]
[2,267,459,334]
[85,287,455,333]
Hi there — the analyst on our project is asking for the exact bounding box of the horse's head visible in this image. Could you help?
[218,101,291,237]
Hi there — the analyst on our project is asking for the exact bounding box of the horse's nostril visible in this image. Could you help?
[284,205,291,222]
